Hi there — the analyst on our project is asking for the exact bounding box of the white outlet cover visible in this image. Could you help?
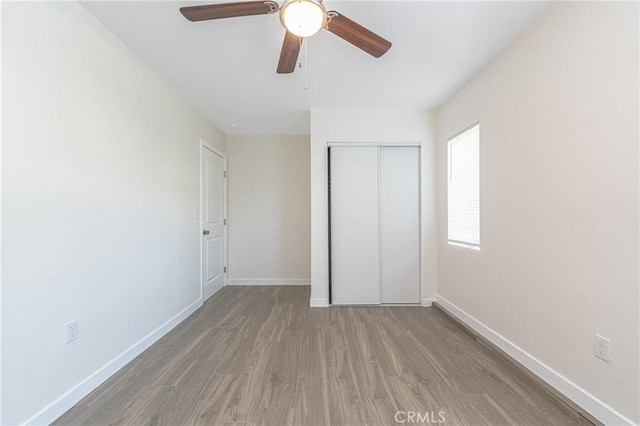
[66,319,79,344]
[594,334,610,363]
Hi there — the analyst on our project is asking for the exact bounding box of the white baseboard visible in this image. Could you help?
[436,296,634,426]
[24,299,203,426]
[421,297,435,307]
[310,298,329,307]
[227,278,310,286]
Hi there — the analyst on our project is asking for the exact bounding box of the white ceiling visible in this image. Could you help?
[81,1,552,135]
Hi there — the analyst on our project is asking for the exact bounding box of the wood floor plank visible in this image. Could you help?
[326,348,368,426]
[251,408,294,426]
[351,360,399,425]
[297,328,326,378]
[54,286,584,426]
[214,371,259,423]
[117,384,175,425]
[159,374,237,426]
[386,375,441,414]
[292,377,330,426]
[260,336,301,408]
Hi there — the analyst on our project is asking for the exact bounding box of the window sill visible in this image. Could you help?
[448,241,480,251]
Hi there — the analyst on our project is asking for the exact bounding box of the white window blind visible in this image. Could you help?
[448,124,480,248]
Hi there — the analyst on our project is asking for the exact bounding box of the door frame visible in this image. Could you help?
[200,139,228,301]
[327,142,422,306]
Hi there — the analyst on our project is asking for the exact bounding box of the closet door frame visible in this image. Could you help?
[328,142,422,306]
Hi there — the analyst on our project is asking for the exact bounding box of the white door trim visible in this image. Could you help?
[327,142,422,147]
[200,140,227,301]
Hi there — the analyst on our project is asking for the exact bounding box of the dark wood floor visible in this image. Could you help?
[55,286,584,425]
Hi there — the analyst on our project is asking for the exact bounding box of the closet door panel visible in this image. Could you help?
[330,147,381,305]
[380,147,421,303]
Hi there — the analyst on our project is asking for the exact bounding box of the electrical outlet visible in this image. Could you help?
[594,334,610,362]
[66,320,79,343]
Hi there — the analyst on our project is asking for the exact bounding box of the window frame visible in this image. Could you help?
[447,123,480,250]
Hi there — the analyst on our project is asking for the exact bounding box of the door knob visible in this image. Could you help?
[203,230,210,235]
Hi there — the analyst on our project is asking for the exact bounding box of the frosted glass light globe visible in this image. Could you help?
[280,0,327,38]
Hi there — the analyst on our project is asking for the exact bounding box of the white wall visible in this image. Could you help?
[226,135,310,284]
[436,2,639,424]
[310,109,438,307]
[1,2,226,424]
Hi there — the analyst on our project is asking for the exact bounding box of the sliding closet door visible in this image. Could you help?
[380,147,420,303]
[330,147,381,305]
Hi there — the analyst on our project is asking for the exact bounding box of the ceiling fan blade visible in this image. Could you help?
[277,31,302,74]
[180,1,279,22]
[325,11,391,58]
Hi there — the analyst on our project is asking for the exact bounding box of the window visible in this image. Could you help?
[448,124,480,248]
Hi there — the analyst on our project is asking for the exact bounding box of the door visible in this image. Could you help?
[330,146,381,305]
[330,145,421,305]
[380,147,420,303]
[202,146,226,300]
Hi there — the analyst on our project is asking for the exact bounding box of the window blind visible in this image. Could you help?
[448,124,480,247]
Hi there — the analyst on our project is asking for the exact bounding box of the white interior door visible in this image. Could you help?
[202,146,226,300]
[380,147,421,303]
[330,146,381,305]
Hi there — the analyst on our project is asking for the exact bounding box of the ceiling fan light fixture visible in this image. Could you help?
[280,0,327,38]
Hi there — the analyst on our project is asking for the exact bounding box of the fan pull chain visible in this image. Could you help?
[304,38,309,90]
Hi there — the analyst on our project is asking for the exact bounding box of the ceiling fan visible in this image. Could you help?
[180,0,392,74]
